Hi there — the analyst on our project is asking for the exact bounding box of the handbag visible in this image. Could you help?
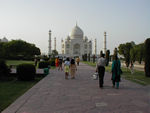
[92,72,98,80]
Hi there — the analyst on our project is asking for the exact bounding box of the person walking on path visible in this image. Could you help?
[96,54,106,88]
[58,58,63,71]
[76,57,80,66]
[70,59,77,79]
[64,57,70,79]
[111,55,121,89]
[55,57,59,68]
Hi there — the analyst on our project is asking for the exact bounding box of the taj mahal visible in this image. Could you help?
[48,24,107,59]
[61,24,92,58]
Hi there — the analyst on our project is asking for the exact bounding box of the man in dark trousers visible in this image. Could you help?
[96,54,106,88]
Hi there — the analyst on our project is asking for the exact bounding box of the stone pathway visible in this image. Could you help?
[2,63,150,113]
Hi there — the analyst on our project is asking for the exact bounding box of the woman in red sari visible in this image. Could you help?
[55,57,59,67]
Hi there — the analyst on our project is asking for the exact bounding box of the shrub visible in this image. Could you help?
[0,59,10,79]
[17,64,35,81]
[49,58,55,66]
[145,38,150,77]
[38,61,50,69]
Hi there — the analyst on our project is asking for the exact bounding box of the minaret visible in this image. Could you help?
[95,38,97,55]
[48,30,51,55]
[61,39,64,54]
[104,31,107,54]
[54,37,56,50]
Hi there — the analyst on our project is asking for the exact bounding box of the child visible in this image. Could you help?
[64,57,70,79]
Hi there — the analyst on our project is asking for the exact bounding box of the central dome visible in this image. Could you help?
[70,25,84,39]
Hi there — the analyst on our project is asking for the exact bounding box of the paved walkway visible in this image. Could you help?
[2,63,150,113]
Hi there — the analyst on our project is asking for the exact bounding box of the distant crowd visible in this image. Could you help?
[34,54,124,89]
[54,57,80,79]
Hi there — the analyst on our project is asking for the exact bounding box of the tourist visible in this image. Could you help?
[111,55,121,89]
[96,54,106,88]
[70,59,77,79]
[55,57,59,68]
[76,57,80,66]
[64,57,70,79]
[58,58,63,71]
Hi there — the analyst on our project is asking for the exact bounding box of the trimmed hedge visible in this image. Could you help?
[38,61,50,69]
[17,64,35,81]
[49,58,55,66]
[0,59,10,79]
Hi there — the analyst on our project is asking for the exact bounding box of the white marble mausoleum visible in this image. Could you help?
[61,24,92,58]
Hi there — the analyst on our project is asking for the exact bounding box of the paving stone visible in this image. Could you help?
[95,102,108,107]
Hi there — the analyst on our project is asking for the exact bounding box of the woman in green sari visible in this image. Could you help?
[111,56,121,89]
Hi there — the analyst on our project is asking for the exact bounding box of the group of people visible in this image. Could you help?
[54,54,122,88]
[96,54,122,89]
[55,57,63,71]
[55,57,80,79]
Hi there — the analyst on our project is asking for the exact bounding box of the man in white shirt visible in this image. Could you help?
[96,54,106,88]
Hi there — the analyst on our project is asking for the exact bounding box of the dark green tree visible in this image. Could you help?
[144,38,150,77]
[118,42,133,67]
[0,42,6,58]
[0,59,10,79]
[0,40,41,60]
[130,47,138,63]
[51,50,58,58]
[136,43,145,64]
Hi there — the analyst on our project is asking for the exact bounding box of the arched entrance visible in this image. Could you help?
[73,44,80,56]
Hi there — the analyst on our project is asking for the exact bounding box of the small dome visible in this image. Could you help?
[70,25,83,39]
[2,37,8,42]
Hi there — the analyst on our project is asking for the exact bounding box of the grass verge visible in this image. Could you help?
[82,61,150,86]
[6,60,34,67]
[0,77,43,112]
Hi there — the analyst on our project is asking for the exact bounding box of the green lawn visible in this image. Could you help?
[82,61,150,86]
[0,77,43,112]
[0,60,55,112]
[6,60,34,67]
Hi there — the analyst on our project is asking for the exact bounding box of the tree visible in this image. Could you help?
[118,42,133,67]
[0,40,41,60]
[51,50,58,58]
[0,59,10,80]
[106,50,110,66]
[130,47,138,63]
[144,38,150,77]
[136,43,145,64]
[0,42,5,58]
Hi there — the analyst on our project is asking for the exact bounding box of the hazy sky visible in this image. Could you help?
[0,0,150,54]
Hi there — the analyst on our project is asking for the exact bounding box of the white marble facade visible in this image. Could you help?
[61,24,92,58]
